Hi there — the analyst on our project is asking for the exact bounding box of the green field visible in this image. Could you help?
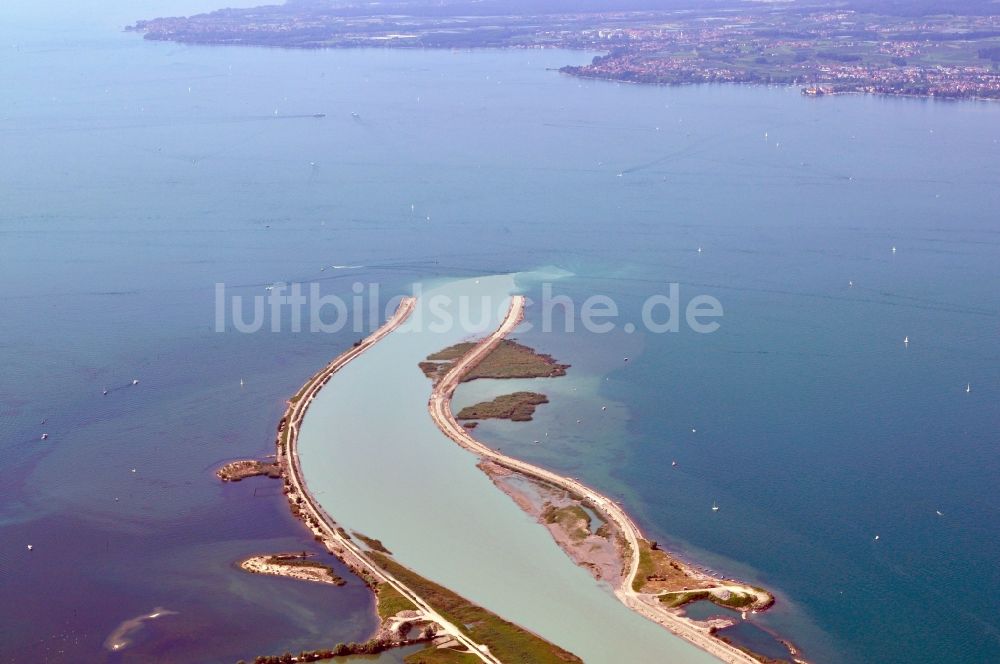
[354,532,393,554]
[376,583,417,619]
[370,553,581,663]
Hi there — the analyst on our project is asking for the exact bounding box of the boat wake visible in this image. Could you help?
[102,607,177,652]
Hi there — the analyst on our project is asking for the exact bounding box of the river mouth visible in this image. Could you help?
[297,274,719,663]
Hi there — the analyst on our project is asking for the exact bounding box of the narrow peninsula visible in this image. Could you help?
[425,295,786,664]
[231,297,581,664]
[231,289,794,663]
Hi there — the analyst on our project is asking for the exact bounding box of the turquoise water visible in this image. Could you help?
[298,275,717,662]
[2,7,999,662]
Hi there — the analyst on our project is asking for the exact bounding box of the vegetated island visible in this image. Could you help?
[457,392,549,423]
[128,0,1000,100]
[217,458,281,482]
[422,339,563,426]
[225,297,581,664]
[426,295,796,664]
[420,339,568,384]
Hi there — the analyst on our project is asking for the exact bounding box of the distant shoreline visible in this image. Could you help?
[126,2,1000,103]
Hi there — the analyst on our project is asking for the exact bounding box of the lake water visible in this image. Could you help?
[2,5,999,663]
[298,274,718,662]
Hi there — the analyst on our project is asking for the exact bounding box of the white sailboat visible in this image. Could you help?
[712,501,719,512]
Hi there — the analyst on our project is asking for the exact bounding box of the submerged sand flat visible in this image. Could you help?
[297,274,718,663]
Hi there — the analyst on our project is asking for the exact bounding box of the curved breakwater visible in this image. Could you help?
[297,274,719,663]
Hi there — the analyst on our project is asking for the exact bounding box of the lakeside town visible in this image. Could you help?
[128,1,1000,99]
[557,11,1000,99]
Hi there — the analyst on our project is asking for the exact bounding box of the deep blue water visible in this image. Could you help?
[2,6,999,663]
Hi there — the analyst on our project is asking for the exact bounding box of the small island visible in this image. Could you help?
[420,338,566,428]
[420,339,568,384]
[216,458,281,482]
[240,553,347,586]
[427,338,561,429]
[456,392,550,423]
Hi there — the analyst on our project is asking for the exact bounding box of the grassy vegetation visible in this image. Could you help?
[426,343,476,361]
[632,539,657,592]
[421,340,569,384]
[714,592,756,609]
[464,340,569,381]
[658,586,760,610]
[354,532,393,554]
[370,553,582,663]
[275,415,290,452]
[659,591,710,609]
[288,368,321,404]
[541,504,592,542]
[217,459,281,481]
[404,647,481,664]
[632,538,706,594]
[455,392,549,422]
[376,583,417,619]
[418,361,450,382]
[419,343,477,382]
